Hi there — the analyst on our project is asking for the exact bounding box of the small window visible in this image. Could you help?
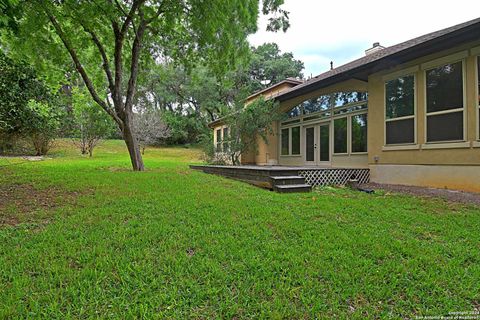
[334,117,347,153]
[426,61,464,142]
[351,114,367,153]
[303,95,331,114]
[291,126,300,155]
[385,75,415,145]
[281,128,289,155]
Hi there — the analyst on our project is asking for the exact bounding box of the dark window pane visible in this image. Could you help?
[281,128,289,155]
[334,118,347,153]
[427,111,463,142]
[385,75,415,119]
[426,61,463,113]
[216,129,222,152]
[305,127,315,161]
[291,127,300,155]
[478,57,480,106]
[223,128,229,152]
[352,114,367,152]
[319,125,330,161]
[386,119,414,144]
[303,95,331,114]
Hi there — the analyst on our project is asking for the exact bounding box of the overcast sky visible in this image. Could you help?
[248,0,479,77]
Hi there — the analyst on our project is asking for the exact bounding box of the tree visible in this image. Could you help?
[71,87,116,157]
[219,97,282,165]
[1,0,289,171]
[248,43,304,92]
[0,50,60,155]
[133,110,170,154]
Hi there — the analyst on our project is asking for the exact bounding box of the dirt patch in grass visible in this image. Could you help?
[0,183,88,227]
[363,182,480,206]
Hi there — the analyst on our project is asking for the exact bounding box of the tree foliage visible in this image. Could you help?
[213,98,282,165]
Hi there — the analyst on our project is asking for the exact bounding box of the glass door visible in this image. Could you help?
[319,123,330,163]
[305,126,316,165]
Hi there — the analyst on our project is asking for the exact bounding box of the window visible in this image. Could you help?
[385,75,415,144]
[222,127,229,152]
[216,129,222,152]
[426,61,464,142]
[334,117,347,153]
[281,128,289,155]
[281,127,300,156]
[291,127,300,155]
[351,114,367,152]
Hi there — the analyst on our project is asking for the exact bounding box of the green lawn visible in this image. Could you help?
[1,140,479,319]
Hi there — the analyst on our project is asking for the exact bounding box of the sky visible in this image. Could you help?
[248,0,479,77]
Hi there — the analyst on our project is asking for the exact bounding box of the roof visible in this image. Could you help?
[276,17,480,101]
[246,77,303,101]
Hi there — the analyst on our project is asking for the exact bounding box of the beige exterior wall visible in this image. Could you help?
[367,41,480,191]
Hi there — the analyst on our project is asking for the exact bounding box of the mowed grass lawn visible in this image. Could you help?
[1,140,479,319]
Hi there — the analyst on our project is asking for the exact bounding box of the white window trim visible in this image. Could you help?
[383,72,418,147]
[423,57,467,145]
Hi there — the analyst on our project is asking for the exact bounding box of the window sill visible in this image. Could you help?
[332,153,349,156]
[280,154,302,157]
[351,152,368,155]
[472,141,480,148]
[421,141,470,150]
[382,144,419,151]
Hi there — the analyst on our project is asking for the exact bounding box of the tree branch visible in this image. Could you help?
[41,5,121,125]
[79,22,115,93]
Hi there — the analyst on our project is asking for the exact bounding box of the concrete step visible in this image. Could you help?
[274,184,312,193]
[270,175,306,185]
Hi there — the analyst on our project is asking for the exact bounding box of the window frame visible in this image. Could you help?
[215,128,222,152]
[421,52,468,145]
[474,52,480,142]
[280,125,301,157]
[383,68,418,147]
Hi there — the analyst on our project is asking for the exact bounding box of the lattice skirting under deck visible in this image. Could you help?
[298,169,370,187]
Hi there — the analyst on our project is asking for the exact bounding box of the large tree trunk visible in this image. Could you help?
[122,119,144,171]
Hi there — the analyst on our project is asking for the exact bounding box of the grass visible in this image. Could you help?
[0,140,479,319]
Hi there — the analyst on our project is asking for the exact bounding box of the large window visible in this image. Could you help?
[334,118,348,153]
[426,61,464,142]
[385,75,415,144]
[281,126,301,156]
[351,114,367,152]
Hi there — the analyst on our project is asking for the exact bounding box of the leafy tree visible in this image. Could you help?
[71,87,116,157]
[133,110,170,154]
[2,0,289,171]
[214,97,282,165]
[247,43,304,92]
[0,50,60,154]
[26,100,62,156]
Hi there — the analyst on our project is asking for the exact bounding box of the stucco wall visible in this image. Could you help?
[367,40,480,166]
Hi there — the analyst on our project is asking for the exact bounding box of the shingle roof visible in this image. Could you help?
[276,17,480,101]
[246,78,303,101]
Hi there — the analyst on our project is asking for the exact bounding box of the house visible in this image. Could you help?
[208,17,480,193]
